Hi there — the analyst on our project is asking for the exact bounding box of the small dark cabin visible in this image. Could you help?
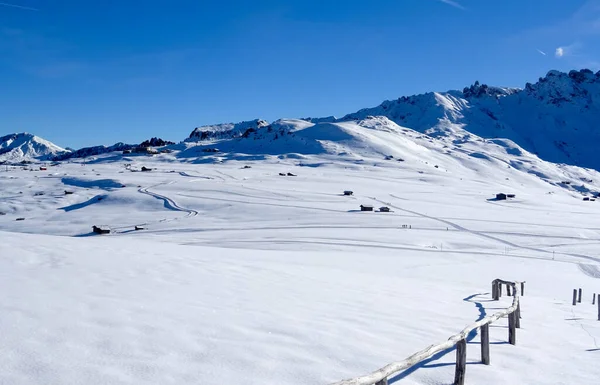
[496,193,507,200]
[92,225,111,234]
[360,205,374,212]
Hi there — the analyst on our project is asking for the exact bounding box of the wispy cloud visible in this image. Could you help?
[0,2,39,11]
[438,0,465,10]
[537,49,547,56]
[555,47,565,57]
[555,42,580,58]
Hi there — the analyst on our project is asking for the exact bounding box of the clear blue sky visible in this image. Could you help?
[1,0,599,148]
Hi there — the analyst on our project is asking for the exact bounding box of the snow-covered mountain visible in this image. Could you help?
[342,69,600,170]
[0,133,68,161]
[183,69,600,171]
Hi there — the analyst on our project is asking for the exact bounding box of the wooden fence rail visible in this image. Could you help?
[330,279,524,385]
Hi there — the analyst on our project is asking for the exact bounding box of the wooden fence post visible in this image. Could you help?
[492,280,498,300]
[508,312,516,345]
[481,323,490,365]
[578,288,582,303]
[573,289,577,306]
[521,282,525,296]
[515,302,521,328]
[454,339,467,385]
[593,293,596,305]
[598,297,600,321]
[507,284,512,296]
[375,378,388,385]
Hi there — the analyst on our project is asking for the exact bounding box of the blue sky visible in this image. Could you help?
[1,0,599,148]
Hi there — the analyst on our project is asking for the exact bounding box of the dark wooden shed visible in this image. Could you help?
[496,193,507,200]
[360,205,374,212]
[92,225,111,234]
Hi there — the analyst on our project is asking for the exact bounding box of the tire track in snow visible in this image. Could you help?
[375,194,600,277]
[178,171,213,180]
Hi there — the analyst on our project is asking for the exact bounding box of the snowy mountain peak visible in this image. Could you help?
[0,132,68,161]
[336,69,600,170]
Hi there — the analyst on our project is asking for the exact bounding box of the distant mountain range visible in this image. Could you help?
[2,69,600,171]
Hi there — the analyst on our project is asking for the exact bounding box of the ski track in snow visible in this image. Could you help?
[380,194,600,275]
[138,183,199,218]
[577,264,600,278]
[110,183,199,232]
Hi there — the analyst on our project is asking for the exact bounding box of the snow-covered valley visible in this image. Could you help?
[2,144,600,384]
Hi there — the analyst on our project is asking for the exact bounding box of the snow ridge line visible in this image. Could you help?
[330,280,522,385]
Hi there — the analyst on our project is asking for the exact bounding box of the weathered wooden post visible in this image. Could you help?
[507,284,512,296]
[515,302,521,328]
[508,311,516,345]
[454,339,467,385]
[573,289,577,306]
[481,323,490,365]
[578,288,582,303]
[375,378,388,385]
[598,297,600,321]
[520,282,525,296]
[593,293,596,305]
[492,280,498,300]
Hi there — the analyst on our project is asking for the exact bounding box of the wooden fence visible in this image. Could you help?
[330,279,524,385]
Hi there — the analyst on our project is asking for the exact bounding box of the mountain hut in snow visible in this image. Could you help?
[92,225,111,234]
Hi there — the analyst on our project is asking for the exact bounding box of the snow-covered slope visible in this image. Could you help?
[2,154,600,385]
[342,69,600,170]
[0,133,68,161]
[179,115,600,198]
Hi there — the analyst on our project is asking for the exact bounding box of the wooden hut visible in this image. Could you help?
[379,206,391,212]
[92,225,111,234]
[496,193,507,200]
[343,190,354,196]
[360,205,374,212]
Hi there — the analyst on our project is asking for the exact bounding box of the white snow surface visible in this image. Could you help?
[2,136,600,384]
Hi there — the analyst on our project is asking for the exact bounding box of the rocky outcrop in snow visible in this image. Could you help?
[187,119,269,141]
[139,137,175,147]
[52,143,135,161]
